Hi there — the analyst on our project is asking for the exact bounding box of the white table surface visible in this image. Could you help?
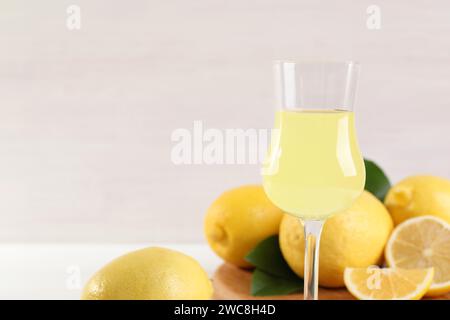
[0,243,222,300]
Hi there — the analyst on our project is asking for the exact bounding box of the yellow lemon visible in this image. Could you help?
[81,247,213,300]
[204,185,284,267]
[344,267,434,300]
[279,191,393,287]
[385,216,450,297]
[384,175,450,225]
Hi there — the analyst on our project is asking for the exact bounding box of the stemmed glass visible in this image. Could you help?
[262,61,366,300]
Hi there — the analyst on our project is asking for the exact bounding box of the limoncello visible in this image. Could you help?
[262,110,365,220]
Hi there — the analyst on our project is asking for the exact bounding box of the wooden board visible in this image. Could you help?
[213,263,450,300]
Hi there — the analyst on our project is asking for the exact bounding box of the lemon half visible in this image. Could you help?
[385,216,450,297]
[344,267,434,300]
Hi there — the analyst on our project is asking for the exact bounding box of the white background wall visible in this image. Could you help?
[0,0,449,242]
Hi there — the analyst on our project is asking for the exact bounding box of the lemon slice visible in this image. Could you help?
[344,267,434,300]
[385,216,450,297]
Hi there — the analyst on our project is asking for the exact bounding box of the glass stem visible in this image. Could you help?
[302,219,325,300]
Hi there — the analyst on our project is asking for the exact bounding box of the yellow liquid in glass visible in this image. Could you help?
[262,110,365,220]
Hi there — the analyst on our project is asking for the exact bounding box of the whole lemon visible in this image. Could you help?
[81,247,213,300]
[204,185,284,267]
[384,175,450,225]
[279,191,393,287]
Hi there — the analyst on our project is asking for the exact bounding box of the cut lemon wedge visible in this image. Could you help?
[344,267,434,300]
[385,216,450,297]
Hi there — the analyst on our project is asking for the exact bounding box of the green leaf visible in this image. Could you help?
[245,235,296,278]
[364,158,391,202]
[246,235,303,296]
[251,269,303,296]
